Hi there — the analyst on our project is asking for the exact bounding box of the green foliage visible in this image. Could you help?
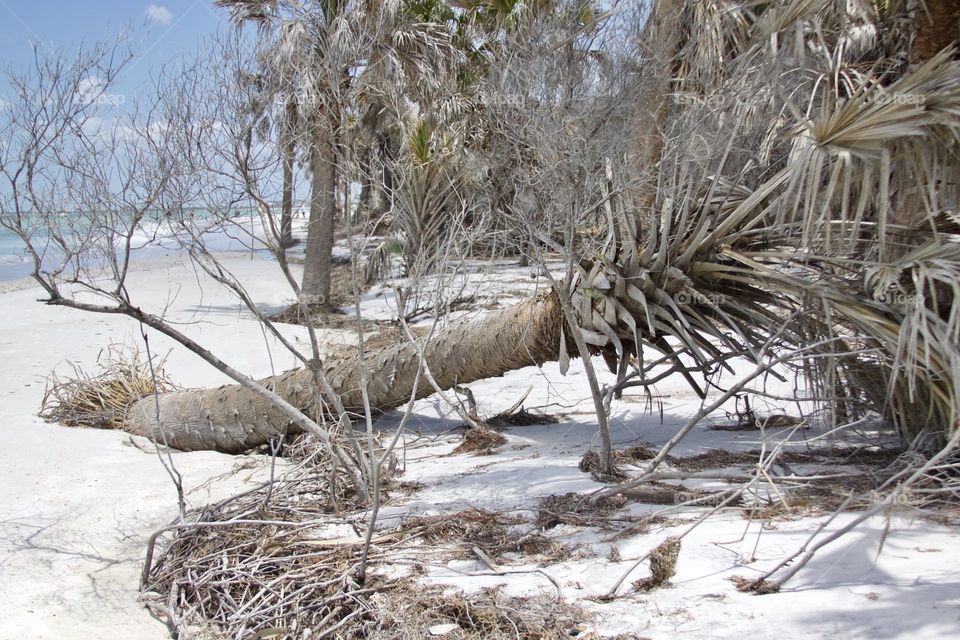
[409,120,433,164]
[402,0,456,22]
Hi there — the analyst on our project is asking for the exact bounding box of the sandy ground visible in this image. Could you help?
[1,250,959,639]
[0,252,302,639]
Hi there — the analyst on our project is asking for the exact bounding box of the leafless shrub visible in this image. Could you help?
[144,471,581,639]
[143,450,370,637]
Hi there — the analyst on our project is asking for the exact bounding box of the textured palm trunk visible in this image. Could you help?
[301,136,337,305]
[279,101,297,248]
[124,292,564,452]
[911,0,960,64]
[629,0,682,222]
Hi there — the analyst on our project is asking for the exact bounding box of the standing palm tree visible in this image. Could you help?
[217,0,454,307]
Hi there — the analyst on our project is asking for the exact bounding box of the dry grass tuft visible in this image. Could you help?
[369,586,589,639]
[617,444,905,473]
[537,492,629,529]
[487,408,559,429]
[632,536,681,592]
[39,345,176,430]
[728,575,780,594]
[401,509,564,559]
[453,427,507,455]
[617,445,659,461]
[404,509,516,545]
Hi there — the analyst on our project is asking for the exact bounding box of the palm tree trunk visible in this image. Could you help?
[123,292,564,452]
[630,0,682,219]
[280,101,297,248]
[301,135,337,305]
[911,0,960,64]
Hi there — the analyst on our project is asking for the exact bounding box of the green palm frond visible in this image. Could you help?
[409,119,432,163]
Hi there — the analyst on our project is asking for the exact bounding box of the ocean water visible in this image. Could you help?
[0,214,272,282]
[0,225,33,281]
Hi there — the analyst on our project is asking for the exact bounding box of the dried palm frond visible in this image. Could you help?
[39,344,177,430]
[551,1,960,446]
[214,0,279,26]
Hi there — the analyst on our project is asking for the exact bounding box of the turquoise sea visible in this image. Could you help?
[0,224,32,281]
[0,213,272,282]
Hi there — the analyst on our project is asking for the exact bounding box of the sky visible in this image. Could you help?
[0,1,231,96]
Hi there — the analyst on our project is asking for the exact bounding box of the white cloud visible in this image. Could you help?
[78,77,106,94]
[77,76,106,103]
[145,4,174,26]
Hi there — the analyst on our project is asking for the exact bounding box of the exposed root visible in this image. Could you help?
[579,450,628,482]
[39,344,177,430]
[266,264,396,332]
[269,303,394,335]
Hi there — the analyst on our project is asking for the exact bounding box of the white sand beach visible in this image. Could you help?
[1,252,959,640]
[0,253,297,639]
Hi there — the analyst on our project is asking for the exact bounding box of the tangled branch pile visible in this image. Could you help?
[143,453,585,639]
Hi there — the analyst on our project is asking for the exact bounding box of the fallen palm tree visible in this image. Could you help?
[123,291,566,452]
[121,0,960,457]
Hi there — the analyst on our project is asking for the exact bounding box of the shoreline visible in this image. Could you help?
[0,211,292,286]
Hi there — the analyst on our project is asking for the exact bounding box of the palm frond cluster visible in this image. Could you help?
[564,0,960,444]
